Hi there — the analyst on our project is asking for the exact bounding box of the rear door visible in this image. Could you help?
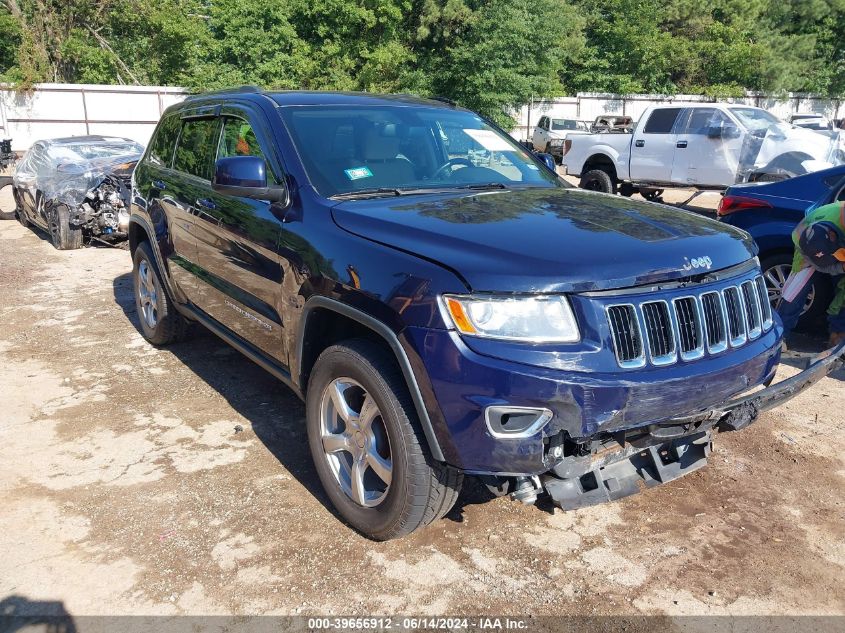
[190,104,289,362]
[629,107,682,183]
[673,107,743,187]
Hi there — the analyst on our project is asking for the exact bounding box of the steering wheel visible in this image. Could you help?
[432,157,474,180]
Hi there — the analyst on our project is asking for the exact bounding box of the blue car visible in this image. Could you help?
[127,88,844,539]
[719,165,845,331]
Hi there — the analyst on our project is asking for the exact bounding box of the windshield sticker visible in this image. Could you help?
[344,166,373,180]
[463,129,514,152]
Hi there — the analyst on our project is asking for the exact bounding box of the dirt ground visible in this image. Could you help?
[1,194,844,626]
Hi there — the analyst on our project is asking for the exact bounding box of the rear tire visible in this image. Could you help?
[306,339,462,540]
[579,168,616,194]
[132,240,191,345]
[47,202,83,250]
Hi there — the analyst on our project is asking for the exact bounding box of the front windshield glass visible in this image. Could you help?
[729,107,783,133]
[279,105,561,197]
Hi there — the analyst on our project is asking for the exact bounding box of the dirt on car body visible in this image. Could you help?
[0,219,843,621]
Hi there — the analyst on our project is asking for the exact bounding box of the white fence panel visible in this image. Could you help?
[2,83,843,150]
[0,83,188,151]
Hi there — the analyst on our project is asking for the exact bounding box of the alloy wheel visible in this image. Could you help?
[137,260,159,328]
[764,263,814,315]
[319,377,392,508]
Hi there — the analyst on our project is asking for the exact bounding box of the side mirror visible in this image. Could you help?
[212,156,288,204]
[535,152,557,173]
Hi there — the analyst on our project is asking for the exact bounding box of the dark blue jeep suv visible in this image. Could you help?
[129,88,844,539]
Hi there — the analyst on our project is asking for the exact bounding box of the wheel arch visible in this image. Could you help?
[296,296,446,462]
[583,153,618,181]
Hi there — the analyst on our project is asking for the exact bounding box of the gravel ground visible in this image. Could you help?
[0,192,843,628]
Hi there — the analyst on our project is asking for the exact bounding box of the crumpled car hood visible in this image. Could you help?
[331,187,757,293]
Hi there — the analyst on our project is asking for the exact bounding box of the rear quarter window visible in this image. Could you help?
[643,108,682,134]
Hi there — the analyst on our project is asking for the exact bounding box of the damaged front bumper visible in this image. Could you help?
[540,341,845,510]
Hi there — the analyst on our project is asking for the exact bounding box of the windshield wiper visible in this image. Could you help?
[331,186,467,200]
[453,182,509,191]
[330,183,510,200]
[330,187,405,200]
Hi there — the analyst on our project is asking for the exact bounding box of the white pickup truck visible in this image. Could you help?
[562,103,845,197]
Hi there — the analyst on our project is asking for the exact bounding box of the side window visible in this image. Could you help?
[217,117,276,184]
[173,118,219,181]
[643,108,682,134]
[683,108,731,135]
[537,117,546,130]
[147,114,180,167]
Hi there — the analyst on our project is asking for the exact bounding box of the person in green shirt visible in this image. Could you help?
[778,201,845,346]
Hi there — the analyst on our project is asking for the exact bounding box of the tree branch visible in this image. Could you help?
[84,23,140,85]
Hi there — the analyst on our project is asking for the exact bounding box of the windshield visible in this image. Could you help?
[279,105,561,197]
[551,119,582,131]
[729,107,783,133]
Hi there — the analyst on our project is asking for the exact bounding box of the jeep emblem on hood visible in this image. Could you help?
[683,256,713,271]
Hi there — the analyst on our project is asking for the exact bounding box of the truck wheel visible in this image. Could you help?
[579,169,616,194]
[306,339,463,540]
[47,203,83,250]
[0,179,14,220]
[761,253,832,332]
[132,241,191,345]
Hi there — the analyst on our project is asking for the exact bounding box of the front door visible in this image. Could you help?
[629,107,682,183]
[672,107,743,187]
[191,108,289,363]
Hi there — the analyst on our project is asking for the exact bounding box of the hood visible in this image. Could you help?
[331,187,757,293]
[756,126,842,168]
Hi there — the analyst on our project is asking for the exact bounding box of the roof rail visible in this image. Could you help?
[430,95,458,106]
[184,85,263,100]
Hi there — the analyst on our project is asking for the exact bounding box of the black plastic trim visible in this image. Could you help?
[297,296,446,462]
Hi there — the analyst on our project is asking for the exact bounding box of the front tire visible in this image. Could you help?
[47,202,83,250]
[132,241,191,345]
[761,252,832,332]
[579,168,616,194]
[306,339,462,540]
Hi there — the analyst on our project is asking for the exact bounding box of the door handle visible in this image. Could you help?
[152,179,166,190]
[676,140,688,148]
[634,139,645,147]
[195,198,217,210]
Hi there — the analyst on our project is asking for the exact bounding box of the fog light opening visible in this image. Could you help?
[485,406,553,438]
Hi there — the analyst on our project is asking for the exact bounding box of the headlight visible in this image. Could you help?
[441,295,580,343]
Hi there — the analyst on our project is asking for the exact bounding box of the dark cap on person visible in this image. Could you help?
[798,221,845,268]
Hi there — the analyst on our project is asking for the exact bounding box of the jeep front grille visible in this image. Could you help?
[606,305,644,367]
[641,301,675,364]
[606,275,773,368]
